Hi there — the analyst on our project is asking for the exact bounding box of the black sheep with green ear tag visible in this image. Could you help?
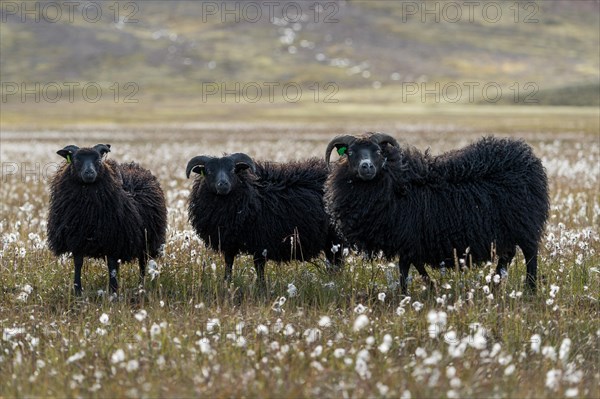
[186,153,344,286]
[324,133,549,296]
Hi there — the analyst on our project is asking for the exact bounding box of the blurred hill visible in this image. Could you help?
[1,0,599,126]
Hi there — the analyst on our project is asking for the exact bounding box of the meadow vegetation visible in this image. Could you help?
[0,115,599,398]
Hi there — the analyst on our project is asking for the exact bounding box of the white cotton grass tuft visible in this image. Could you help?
[284,324,296,336]
[310,345,323,358]
[353,314,369,332]
[148,260,160,280]
[318,316,332,328]
[16,291,29,302]
[272,297,287,313]
[236,336,247,348]
[355,349,371,380]
[354,304,367,314]
[376,382,389,396]
[16,284,33,302]
[545,369,562,391]
[99,313,109,325]
[427,310,447,338]
[150,323,161,338]
[303,328,321,344]
[66,351,85,364]
[559,337,571,362]
[378,334,393,353]
[530,334,541,353]
[206,318,220,333]
[126,359,139,372]
[333,348,346,358]
[468,325,488,350]
[111,349,126,364]
[255,324,269,336]
[542,346,557,361]
[504,364,516,376]
[134,310,147,322]
[565,388,579,398]
[197,338,211,354]
[287,283,298,298]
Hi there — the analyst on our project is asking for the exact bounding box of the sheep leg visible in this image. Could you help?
[325,227,344,273]
[254,258,266,288]
[414,263,434,290]
[107,257,119,293]
[398,260,411,296]
[495,247,516,278]
[73,255,84,296]
[521,245,538,292]
[224,253,235,282]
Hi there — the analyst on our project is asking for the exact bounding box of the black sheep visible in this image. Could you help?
[186,153,342,285]
[47,144,167,295]
[324,133,549,294]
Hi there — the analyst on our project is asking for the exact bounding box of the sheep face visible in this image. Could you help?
[325,133,400,181]
[57,144,111,184]
[344,140,386,181]
[186,153,256,195]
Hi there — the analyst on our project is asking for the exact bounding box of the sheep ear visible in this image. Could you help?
[325,135,355,165]
[235,162,251,172]
[93,144,111,157]
[336,146,348,156]
[192,165,205,176]
[229,153,256,174]
[186,156,212,178]
[57,145,79,163]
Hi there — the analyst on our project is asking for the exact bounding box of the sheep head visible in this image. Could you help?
[57,144,111,184]
[186,153,256,196]
[325,133,400,181]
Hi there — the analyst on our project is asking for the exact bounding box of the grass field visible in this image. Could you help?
[0,112,599,398]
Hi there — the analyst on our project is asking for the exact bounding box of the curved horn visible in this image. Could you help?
[186,155,212,179]
[229,153,256,173]
[93,144,111,157]
[325,135,356,165]
[369,132,400,149]
[56,145,80,161]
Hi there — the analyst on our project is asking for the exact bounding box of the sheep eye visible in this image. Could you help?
[347,151,353,156]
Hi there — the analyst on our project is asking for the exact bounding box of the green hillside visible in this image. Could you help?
[1,0,598,126]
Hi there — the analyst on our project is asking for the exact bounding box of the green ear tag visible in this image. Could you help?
[337,146,347,156]
[66,154,72,164]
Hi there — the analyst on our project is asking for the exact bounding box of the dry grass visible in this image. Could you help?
[0,118,598,398]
